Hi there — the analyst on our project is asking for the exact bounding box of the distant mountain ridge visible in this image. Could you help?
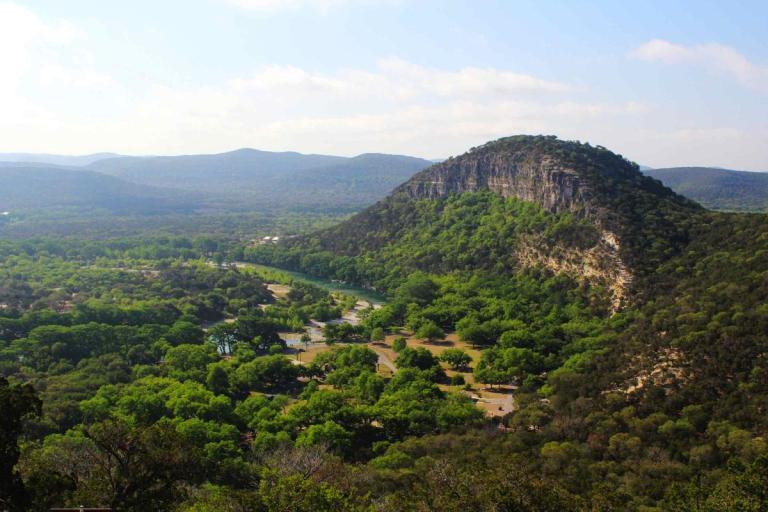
[644,166,768,212]
[0,152,122,167]
[0,148,433,214]
[0,165,198,214]
[87,149,432,210]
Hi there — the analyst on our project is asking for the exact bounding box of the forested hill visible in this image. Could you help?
[0,149,432,218]
[644,166,768,212]
[0,165,199,213]
[0,152,121,167]
[256,136,701,306]
[88,149,433,211]
[244,136,768,509]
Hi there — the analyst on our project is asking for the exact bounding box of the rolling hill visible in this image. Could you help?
[644,166,768,212]
[88,149,433,211]
[247,135,768,508]
[0,165,199,214]
[0,152,122,167]
[256,135,700,306]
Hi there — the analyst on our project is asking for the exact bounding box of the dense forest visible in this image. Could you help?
[2,137,768,511]
[645,166,768,212]
[0,150,431,240]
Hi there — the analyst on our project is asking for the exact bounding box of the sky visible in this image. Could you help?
[1,0,767,169]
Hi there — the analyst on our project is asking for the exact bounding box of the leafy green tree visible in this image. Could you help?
[439,348,471,370]
[82,419,203,510]
[0,377,41,512]
[395,347,441,372]
[164,344,218,382]
[395,273,439,306]
[207,323,239,355]
[164,321,205,346]
[206,364,230,396]
[392,337,407,353]
[416,320,445,342]
[233,356,299,394]
[296,420,352,453]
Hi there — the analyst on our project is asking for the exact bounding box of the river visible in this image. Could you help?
[240,262,388,305]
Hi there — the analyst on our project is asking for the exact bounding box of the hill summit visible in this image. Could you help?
[254,135,700,309]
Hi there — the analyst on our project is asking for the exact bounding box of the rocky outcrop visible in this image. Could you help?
[398,153,595,217]
[516,231,632,311]
[395,137,635,308]
[302,135,696,311]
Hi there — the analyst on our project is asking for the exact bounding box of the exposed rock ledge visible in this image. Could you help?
[397,150,630,309]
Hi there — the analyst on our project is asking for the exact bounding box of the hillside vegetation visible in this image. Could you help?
[2,137,767,511]
[0,150,431,239]
[89,149,432,211]
[0,166,198,214]
[244,136,768,510]
[645,166,768,212]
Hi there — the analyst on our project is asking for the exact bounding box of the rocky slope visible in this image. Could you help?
[275,136,700,309]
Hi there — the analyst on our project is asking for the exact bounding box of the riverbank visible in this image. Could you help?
[236,262,387,305]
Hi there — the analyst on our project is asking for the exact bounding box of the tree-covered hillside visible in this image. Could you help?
[645,166,768,212]
[251,136,701,297]
[3,137,768,511]
[0,166,199,214]
[243,136,768,509]
[89,149,432,212]
[0,150,431,239]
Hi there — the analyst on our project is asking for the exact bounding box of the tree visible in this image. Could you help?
[164,344,218,382]
[370,327,385,342]
[395,273,439,306]
[312,346,378,386]
[233,356,299,394]
[416,320,445,343]
[0,377,41,512]
[300,332,312,349]
[296,421,352,454]
[82,419,203,510]
[456,318,494,347]
[207,323,239,355]
[164,321,205,346]
[395,347,441,371]
[439,349,471,370]
[392,337,407,353]
[206,364,230,395]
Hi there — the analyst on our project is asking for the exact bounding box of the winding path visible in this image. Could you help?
[369,345,397,374]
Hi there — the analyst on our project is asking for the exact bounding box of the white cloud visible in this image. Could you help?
[0,6,651,160]
[631,39,768,93]
[0,2,81,93]
[0,3,112,99]
[229,58,569,107]
[2,2,762,170]
[97,59,643,158]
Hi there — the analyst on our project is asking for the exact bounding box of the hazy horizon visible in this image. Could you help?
[2,144,767,173]
[2,0,767,170]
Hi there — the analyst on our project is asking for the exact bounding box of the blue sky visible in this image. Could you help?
[2,0,767,169]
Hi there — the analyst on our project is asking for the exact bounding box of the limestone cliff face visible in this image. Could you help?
[395,139,633,308]
[398,153,595,216]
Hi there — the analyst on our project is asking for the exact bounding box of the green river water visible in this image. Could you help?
[243,263,388,305]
